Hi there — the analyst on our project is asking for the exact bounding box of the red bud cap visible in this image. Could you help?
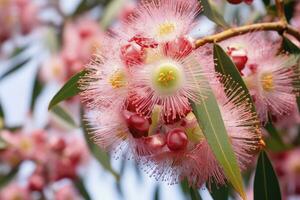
[244,0,253,4]
[227,0,243,4]
[167,128,188,151]
[227,47,248,72]
[28,174,45,192]
[128,114,150,138]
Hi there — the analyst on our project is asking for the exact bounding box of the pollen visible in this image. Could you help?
[158,70,175,86]
[152,62,183,95]
[261,73,274,92]
[157,22,176,37]
[109,70,126,89]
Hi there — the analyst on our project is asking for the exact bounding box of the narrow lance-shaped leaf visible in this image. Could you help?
[0,58,30,80]
[0,167,19,188]
[80,108,120,181]
[153,185,160,200]
[213,43,256,112]
[30,71,44,110]
[191,87,246,199]
[48,70,87,110]
[265,118,291,152]
[50,105,77,128]
[0,101,4,130]
[263,0,270,6]
[74,177,92,200]
[100,0,127,29]
[254,151,281,200]
[210,181,229,200]
[190,187,202,200]
[200,0,229,28]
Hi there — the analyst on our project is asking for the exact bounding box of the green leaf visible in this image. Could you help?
[0,101,4,130]
[30,72,44,110]
[0,136,7,150]
[10,45,28,58]
[80,108,120,181]
[266,0,295,22]
[190,187,202,200]
[263,0,270,6]
[191,88,245,199]
[50,105,77,128]
[0,58,30,80]
[282,36,300,54]
[210,181,229,200]
[265,119,292,152]
[214,43,256,113]
[180,179,190,197]
[48,70,87,110]
[73,0,109,16]
[254,151,281,200]
[100,0,127,29]
[74,177,92,200]
[0,167,19,188]
[154,185,160,200]
[200,0,230,28]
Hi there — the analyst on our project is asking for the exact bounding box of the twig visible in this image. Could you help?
[195,0,300,48]
[275,0,287,24]
[195,21,287,47]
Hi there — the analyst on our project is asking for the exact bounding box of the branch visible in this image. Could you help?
[195,21,300,48]
[196,21,285,47]
[195,0,300,48]
[275,0,287,24]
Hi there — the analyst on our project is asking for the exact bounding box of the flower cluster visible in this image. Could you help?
[0,129,88,199]
[40,18,105,83]
[0,0,39,43]
[220,32,300,123]
[80,0,262,187]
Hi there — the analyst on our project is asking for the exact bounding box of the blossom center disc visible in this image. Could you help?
[157,22,176,37]
[152,62,183,95]
[261,73,274,92]
[109,70,126,89]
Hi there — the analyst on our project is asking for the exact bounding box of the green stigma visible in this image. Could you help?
[152,63,183,95]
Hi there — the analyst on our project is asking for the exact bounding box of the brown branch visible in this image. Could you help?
[275,0,287,24]
[195,21,287,48]
[195,0,300,48]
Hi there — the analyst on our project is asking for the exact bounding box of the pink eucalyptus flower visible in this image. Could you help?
[0,183,30,200]
[120,0,201,43]
[54,183,81,200]
[40,55,67,83]
[15,0,39,34]
[61,18,106,78]
[0,0,16,43]
[245,55,300,122]
[220,33,299,122]
[80,0,262,188]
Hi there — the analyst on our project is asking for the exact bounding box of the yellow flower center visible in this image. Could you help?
[261,73,274,92]
[158,70,175,86]
[109,70,126,89]
[157,22,176,37]
[152,62,183,95]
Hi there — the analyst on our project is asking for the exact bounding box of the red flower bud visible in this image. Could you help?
[166,128,188,151]
[128,114,150,138]
[227,0,243,4]
[227,47,248,73]
[28,174,45,192]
